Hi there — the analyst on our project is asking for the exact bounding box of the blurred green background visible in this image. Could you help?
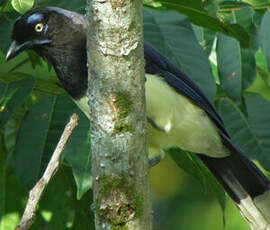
[1,0,270,229]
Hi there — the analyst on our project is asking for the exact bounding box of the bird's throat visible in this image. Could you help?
[39,43,88,100]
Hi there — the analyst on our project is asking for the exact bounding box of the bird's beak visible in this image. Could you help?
[6,39,51,61]
[6,41,22,61]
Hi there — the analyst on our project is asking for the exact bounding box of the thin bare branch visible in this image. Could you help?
[15,114,79,230]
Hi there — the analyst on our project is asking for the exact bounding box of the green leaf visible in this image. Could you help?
[0,72,63,96]
[191,2,217,57]
[0,12,20,55]
[247,69,270,100]
[218,96,270,171]
[0,170,26,230]
[13,96,56,189]
[218,1,251,10]
[0,139,5,230]
[169,148,226,215]
[233,7,257,89]
[38,0,86,13]
[64,106,91,200]
[255,48,268,72]
[153,0,250,47]
[13,94,91,193]
[143,8,216,101]
[260,11,270,72]
[38,169,74,229]
[252,49,270,98]
[11,0,34,14]
[72,189,95,230]
[241,0,270,8]
[245,94,270,170]
[241,48,256,90]
[0,77,34,128]
[13,95,74,189]
[26,51,43,69]
[216,7,257,97]
[192,25,216,56]
[3,118,17,156]
[216,34,242,102]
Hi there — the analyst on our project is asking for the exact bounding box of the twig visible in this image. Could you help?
[15,114,79,230]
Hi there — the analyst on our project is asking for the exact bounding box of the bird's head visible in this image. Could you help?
[6,7,86,61]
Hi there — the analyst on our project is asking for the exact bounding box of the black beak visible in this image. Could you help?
[6,41,21,61]
[6,39,51,61]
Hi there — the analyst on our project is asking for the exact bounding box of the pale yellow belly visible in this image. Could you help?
[145,74,230,159]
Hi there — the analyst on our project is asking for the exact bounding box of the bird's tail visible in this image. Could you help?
[199,134,270,230]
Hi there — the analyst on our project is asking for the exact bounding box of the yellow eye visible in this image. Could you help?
[34,22,44,32]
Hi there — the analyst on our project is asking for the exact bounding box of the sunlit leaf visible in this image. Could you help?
[11,0,34,14]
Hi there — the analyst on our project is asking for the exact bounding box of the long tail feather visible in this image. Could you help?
[199,134,270,230]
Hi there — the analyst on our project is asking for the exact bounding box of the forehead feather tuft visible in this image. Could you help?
[26,13,44,24]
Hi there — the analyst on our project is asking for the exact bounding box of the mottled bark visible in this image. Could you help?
[86,0,152,229]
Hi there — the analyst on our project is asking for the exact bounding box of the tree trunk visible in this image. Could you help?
[86,0,152,229]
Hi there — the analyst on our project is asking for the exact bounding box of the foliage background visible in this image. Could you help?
[1,0,270,229]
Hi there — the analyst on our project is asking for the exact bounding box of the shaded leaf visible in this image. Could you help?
[0,139,5,230]
[143,8,216,101]
[38,0,85,13]
[3,118,17,156]
[260,11,270,72]
[64,106,91,200]
[0,72,63,96]
[217,34,242,102]
[245,94,270,170]
[169,148,226,215]
[38,169,74,229]
[218,1,251,9]
[27,51,43,69]
[218,96,270,171]
[241,48,256,90]
[72,189,95,230]
[13,96,56,189]
[217,7,257,94]
[0,170,26,230]
[0,12,19,53]
[192,25,216,56]
[0,77,34,128]
[153,0,250,47]
[234,7,257,89]
[13,94,91,193]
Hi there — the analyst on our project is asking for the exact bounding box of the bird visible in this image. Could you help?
[6,6,270,228]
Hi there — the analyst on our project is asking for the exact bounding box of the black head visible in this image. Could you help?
[6,7,88,99]
[6,7,86,61]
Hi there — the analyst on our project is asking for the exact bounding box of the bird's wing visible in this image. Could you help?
[144,42,229,138]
